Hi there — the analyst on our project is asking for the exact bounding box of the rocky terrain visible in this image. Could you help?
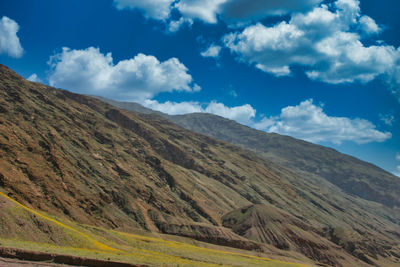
[98,99,400,210]
[1,65,400,266]
[169,113,400,209]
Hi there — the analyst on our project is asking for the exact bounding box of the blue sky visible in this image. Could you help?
[0,0,399,176]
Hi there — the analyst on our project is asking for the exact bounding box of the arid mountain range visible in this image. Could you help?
[1,65,400,266]
[98,97,400,210]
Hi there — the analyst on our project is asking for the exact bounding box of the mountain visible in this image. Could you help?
[1,190,307,267]
[98,98,400,210]
[170,113,400,209]
[222,204,356,264]
[1,65,400,266]
[92,96,161,115]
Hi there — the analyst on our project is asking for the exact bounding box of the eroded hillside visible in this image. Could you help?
[1,65,400,266]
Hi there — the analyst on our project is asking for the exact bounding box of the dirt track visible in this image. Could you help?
[0,247,149,267]
[0,257,69,266]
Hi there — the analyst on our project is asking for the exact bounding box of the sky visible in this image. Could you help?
[0,0,399,176]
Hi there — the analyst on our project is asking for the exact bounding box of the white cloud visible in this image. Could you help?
[176,0,322,24]
[111,0,400,97]
[144,98,389,144]
[254,99,391,144]
[252,117,276,130]
[168,17,193,32]
[176,0,225,24]
[201,44,222,58]
[114,0,322,25]
[27,74,42,83]
[0,16,23,58]
[224,1,400,91]
[113,0,174,20]
[143,99,255,124]
[143,100,203,115]
[205,101,256,124]
[359,15,381,35]
[48,47,199,101]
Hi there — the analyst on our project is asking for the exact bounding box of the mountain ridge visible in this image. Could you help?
[96,97,400,209]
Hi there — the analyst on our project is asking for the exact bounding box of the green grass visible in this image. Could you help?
[0,191,310,267]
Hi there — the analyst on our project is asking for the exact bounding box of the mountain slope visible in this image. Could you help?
[1,65,400,266]
[171,113,400,209]
[97,98,400,209]
[1,191,310,267]
[222,204,352,266]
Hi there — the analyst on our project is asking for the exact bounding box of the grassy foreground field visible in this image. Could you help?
[0,191,311,267]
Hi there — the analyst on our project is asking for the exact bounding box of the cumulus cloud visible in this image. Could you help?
[114,0,322,25]
[177,0,322,24]
[112,0,400,98]
[143,100,203,115]
[201,44,222,58]
[27,74,42,83]
[143,99,255,124]
[223,1,400,98]
[205,101,256,124]
[48,47,199,101]
[254,99,391,144]
[176,0,225,24]
[0,16,23,58]
[359,15,381,35]
[144,98,389,144]
[224,0,399,87]
[113,0,174,20]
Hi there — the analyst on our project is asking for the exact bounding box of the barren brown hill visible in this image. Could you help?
[169,113,400,209]
[98,98,400,209]
[1,65,400,266]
